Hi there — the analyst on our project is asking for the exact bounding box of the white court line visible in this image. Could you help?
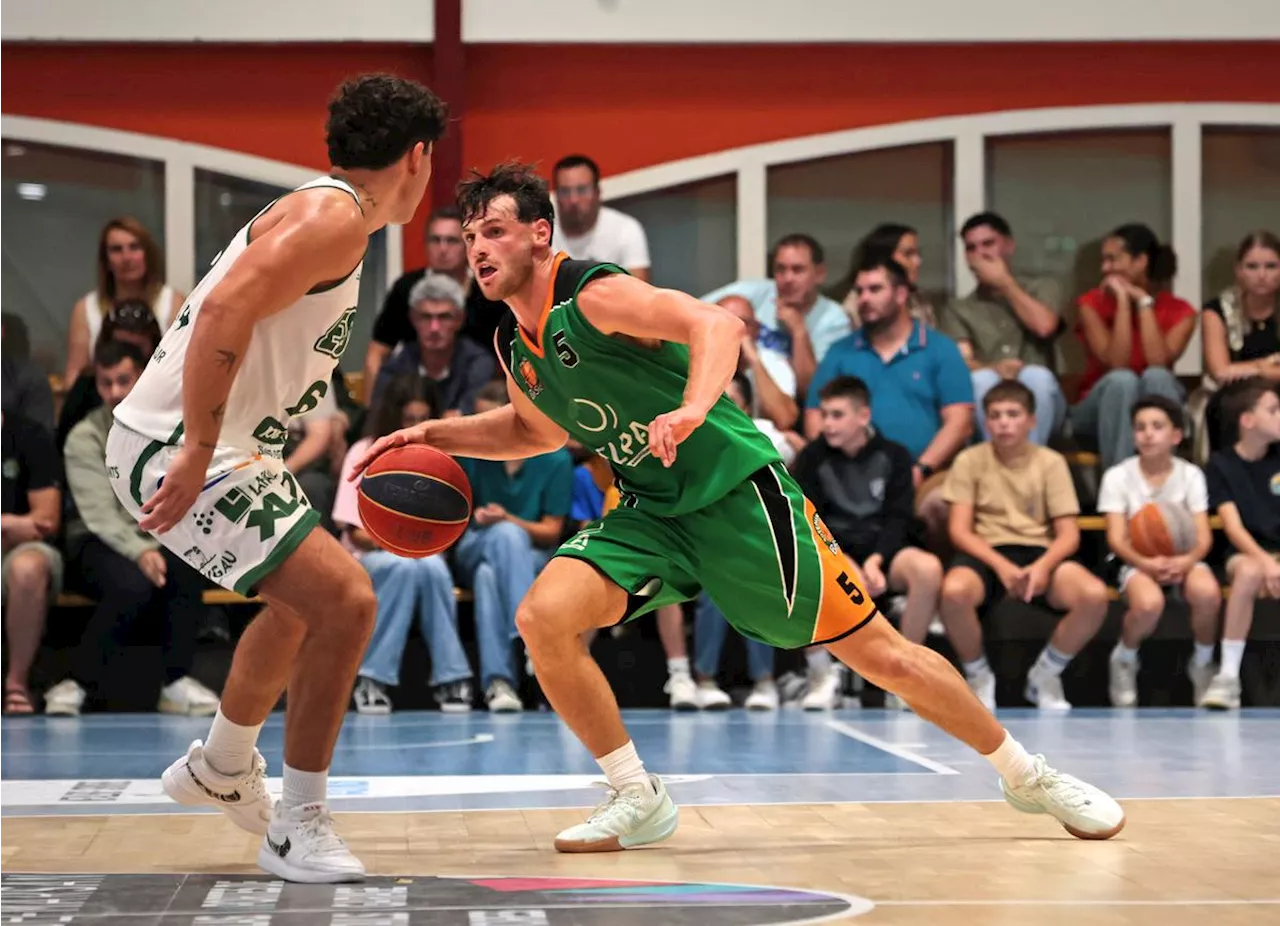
[823,719,961,775]
[877,899,1280,907]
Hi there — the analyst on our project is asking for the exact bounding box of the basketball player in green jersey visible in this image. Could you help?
[353,163,1125,850]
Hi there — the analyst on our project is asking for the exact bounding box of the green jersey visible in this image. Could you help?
[498,256,780,516]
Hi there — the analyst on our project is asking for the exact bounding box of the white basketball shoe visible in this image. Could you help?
[1001,755,1126,840]
[257,801,365,883]
[161,739,274,835]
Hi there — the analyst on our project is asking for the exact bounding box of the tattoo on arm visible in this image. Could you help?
[214,349,237,372]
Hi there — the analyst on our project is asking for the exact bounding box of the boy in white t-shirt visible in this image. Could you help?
[1097,396,1220,707]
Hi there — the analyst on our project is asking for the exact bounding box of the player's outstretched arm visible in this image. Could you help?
[140,193,367,533]
[348,368,567,478]
[577,275,745,466]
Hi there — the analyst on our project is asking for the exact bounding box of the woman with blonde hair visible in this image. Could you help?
[62,216,184,385]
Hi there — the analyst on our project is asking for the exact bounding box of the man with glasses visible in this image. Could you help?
[369,274,495,415]
[552,155,651,283]
[363,206,505,401]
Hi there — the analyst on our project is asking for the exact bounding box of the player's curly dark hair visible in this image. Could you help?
[326,73,449,170]
[456,161,556,231]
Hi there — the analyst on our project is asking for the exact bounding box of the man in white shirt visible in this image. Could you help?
[552,155,651,282]
[702,234,851,395]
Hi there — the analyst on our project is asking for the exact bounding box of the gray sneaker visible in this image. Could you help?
[352,677,391,715]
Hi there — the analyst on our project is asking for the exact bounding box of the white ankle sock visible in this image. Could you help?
[1111,642,1138,665]
[666,656,690,678]
[202,709,262,777]
[962,655,990,678]
[806,649,832,673]
[984,731,1038,787]
[1032,644,1072,678]
[1193,642,1215,668]
[281,764,328,811]
[597,741,651,792]
[1220,639,1246,679]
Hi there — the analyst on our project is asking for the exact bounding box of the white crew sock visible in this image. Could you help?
[666,656,690,678]
[1031,644,1072,678]
[962,655,990,678]
[806,649,833,674]
[984,731,1038,787]
[1192,642,1215,668]
[1111,642,1139,665]
[596,740,652,792]
[202,709,262,777]
[1219,639,1246,679]
[281,764,328,811]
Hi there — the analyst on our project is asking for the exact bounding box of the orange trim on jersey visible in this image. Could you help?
[803,497,879,645]
[518,251,568,359]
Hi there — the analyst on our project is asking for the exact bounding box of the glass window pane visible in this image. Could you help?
[1202,127,1280,299]
[194,169,386,371]
[1,140,165,373]
[767,143,953,309]
[609,175,736,297]
[986,129,1172,374]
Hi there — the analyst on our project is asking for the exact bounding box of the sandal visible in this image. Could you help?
[4,685,34,715]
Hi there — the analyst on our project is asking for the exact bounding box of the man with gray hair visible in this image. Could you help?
[370,273,496,414]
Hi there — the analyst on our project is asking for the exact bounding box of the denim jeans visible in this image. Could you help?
[693,592,775,682]
[1070,367,1184,470]
[454,521,553,688]
[358,550,472,687]
[972,364,1066,447]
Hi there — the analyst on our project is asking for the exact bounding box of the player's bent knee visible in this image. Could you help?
[7,550,50,590]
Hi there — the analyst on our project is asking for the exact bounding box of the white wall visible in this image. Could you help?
[5,0,1278,44]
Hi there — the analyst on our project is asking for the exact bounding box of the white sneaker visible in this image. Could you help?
[801,669,843,710]
[161,739,274,835]
[1199,672,1241,710]
[257,802,365,883]
[1108,654,1139,708]
[44,679,86,716]
[693,680,731,710]
[352,677,391,715]
[158,676,219,716]
[1001,754,1126,840]
[1025,667,1072,711]
[744,680,779,711]
[486,678,523,713]
[966,667,996,712]
[554,775,679,853]
[665,672,698,711]
[1187,660,1216,706]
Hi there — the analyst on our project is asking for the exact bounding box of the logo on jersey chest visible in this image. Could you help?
[313,307,357,360]
[518,358,543,399]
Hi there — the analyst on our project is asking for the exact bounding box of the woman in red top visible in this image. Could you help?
[1069,223,1197,469]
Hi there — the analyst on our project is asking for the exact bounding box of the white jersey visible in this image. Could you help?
[114,177,363,459]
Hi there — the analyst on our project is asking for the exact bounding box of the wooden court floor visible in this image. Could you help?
[4,796,1278,924]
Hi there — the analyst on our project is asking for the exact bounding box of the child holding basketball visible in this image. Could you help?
[939,381,1110,711]
[1097,396,1219,708]
[1200,379,1280,709]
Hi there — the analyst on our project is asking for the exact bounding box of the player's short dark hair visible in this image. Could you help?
[819,376,870,407]
[93,339,145,372]
[960,211,1013,239]
[457,161,557,230]
[1131,395,1185,430]
[1221,377,1277,433]
[983,379,1036,414]
[427,205,462,229]
[552,155,600,185]
[854,255,910,289]
[770,234,824,268]
[326,74,448,171]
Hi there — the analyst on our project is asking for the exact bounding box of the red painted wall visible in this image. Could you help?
[4,40,1277,269]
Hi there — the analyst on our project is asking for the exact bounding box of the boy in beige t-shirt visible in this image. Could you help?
[939,381,1110,712]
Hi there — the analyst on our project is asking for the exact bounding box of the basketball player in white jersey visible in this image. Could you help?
[105,74,448,883]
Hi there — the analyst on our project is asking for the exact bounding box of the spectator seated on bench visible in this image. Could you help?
[1097,396,1220,707]
[46,341,218,717]
[1201,379,1280,710]
[939,381,1109,711]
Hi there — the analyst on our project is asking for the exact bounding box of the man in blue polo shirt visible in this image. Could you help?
[456,384,574,713]
[703,234,850,396]
[805,256,974,543]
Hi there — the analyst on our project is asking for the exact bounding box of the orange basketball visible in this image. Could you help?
[1128,501,1197,558]
[357,444,472,557]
